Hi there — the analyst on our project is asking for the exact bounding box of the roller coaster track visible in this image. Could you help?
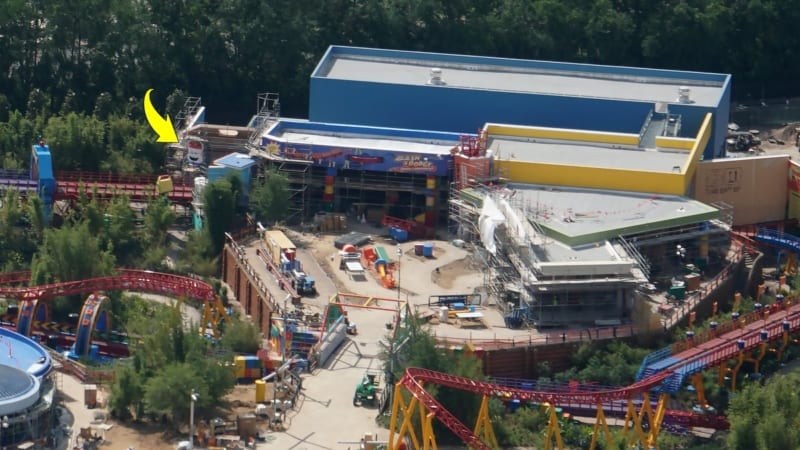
[0,269,216,302]
[0,269,227,358]
[390,299,800,449]
[53,171,193,204]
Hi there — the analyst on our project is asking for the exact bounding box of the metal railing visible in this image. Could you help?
[431,324,639,351]
[660,241,744,332]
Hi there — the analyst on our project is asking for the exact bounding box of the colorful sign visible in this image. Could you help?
[263,138,453,176]
[788,161,800,220]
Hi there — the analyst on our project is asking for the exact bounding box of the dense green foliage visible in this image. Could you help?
[249,170,291,225]
[0,109,164,173]
[1,0,798,126]
[726,371,800,450]
[203,176,240,255]
[221,317,263,354]
[108,304,235,422]
[3,189,177,275]
[551,340,651,386]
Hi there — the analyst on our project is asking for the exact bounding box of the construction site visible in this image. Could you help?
[43,45,800,449]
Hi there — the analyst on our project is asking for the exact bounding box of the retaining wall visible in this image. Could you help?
[221,239,277,335]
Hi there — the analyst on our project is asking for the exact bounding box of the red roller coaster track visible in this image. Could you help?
[0,270,221,357]
[53,171,193,204]
[0,269,215,302]
[393,300,800,449]
[396,368,673,450]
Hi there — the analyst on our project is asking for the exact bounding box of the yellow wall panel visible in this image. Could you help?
[485,124,640,146]
[655,136,695,150]
[682,113,713,193]
[497,160,686,195]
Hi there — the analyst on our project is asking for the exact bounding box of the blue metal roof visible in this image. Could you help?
[213,153,257,169]
[312,46,731,108]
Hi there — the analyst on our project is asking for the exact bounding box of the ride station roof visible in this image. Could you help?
[263,119,464,156]
[313,46,730,108]
[508,183,719,247]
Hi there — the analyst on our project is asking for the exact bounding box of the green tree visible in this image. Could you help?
[0,190,34,271]
[44,112,106,171]
[727,371,800,450]
[203,177,238,255]
[553,340,649,386]
[385,318,487,445]
[59,90,77,115]
[29,221,116,285]
[93,92,113,120]
[108,364,145,420]
[26,195,46,242]
[178,230,218,277]
[144,363,209,422]
[110,301,235,423]
[101,195,142,265]
[25,88,50,121]
[165,88,188,119]
[143,196,176,248]
[0,111,37,164]
[221,318,262,354]
[249,170,290,224]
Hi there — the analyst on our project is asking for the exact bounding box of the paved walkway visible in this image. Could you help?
[57,370,111,449]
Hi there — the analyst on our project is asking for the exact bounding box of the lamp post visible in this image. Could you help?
[396,246,402,301]
[189,390,198,450]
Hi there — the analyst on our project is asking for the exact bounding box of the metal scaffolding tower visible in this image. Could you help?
[275,160,310,223]
[175,96,202,132]
[248,93,281,150]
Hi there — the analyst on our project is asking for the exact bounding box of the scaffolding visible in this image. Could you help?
[274,160,310,223]
[247,93,281,150]
[175,96,202,132]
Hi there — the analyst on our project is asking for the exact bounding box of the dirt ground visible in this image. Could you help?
[431,256,477,289]
[94,384,259,450]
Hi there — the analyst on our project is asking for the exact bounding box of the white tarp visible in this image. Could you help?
[479,196,506,255]
[498,197,526,240]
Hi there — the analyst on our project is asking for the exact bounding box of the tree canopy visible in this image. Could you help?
[726,371,800,450]
[108,303,235,421]
[249,170,290,225]
[0,0,798,127]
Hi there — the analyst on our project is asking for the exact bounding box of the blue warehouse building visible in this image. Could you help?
[309,46,731,160]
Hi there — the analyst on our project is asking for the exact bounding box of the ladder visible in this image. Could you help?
[175,96,202,131]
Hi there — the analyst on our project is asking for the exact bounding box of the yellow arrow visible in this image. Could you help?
[143,89,179,143]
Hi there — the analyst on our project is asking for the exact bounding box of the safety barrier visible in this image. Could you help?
[661,241,745,332]
[48,349,115,384]
[431,324,638,351]
[224,233,281,316]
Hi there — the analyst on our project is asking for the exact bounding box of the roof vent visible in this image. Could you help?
[428,68,446,86]
[677,86,693,104]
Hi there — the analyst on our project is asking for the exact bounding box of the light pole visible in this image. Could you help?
[395,243,403,321]
[396,245,402,302]
[189,390,198,450]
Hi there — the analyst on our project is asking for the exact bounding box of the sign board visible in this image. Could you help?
[262,138,453,176]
